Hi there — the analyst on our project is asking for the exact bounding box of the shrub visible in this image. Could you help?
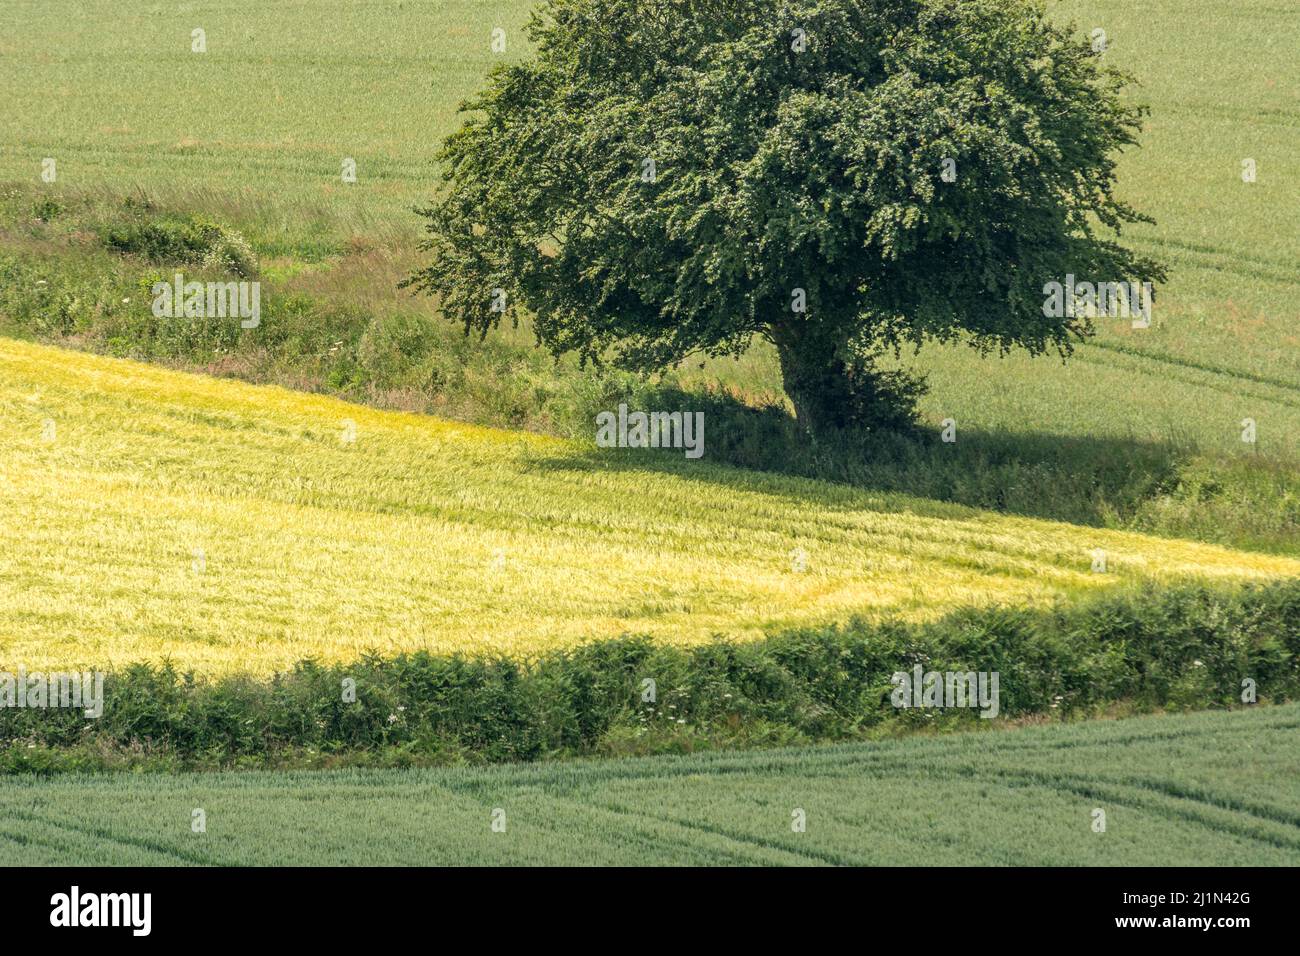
[102,214,258,277]
[4,579,1297,773]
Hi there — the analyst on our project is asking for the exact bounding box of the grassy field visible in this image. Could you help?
[0,0,530,224]
[2,704,1298,865]
[1,0,1297,566]
[1,0,1296,458]
[3,336,1298,677]
[1,0,1298,843]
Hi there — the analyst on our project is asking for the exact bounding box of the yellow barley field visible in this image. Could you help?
[2,337,1298,677]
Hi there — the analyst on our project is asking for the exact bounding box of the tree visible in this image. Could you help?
[406,0,1165,436]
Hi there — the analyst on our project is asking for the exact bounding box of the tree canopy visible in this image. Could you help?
[407,0,1165,435]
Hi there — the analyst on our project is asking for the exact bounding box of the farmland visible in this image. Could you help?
[2,704,1297,865]
[1,0,1298,560]
[0,0,1298,870]
[3,336,1298,677]
[0,0,1295,455]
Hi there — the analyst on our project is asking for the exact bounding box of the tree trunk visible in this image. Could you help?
[771,326,924,437]
[772,327,857,437]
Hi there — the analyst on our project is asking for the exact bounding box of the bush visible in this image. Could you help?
[4,579,1297,773]
[200,228,259,278]
[102,214,258,277]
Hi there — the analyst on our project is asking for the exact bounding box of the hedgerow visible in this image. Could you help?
[4,579,1296,773]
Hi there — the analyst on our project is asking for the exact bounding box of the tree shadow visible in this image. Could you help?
[524,381,1194,529]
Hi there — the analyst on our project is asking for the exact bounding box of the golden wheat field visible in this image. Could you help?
[2,336,1298,676]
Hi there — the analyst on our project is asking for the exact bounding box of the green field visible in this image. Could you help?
[2,0,1298,559]
[3,704,1298,865]
[0,0,530,220]
[2,0,1297,459]
[2,0,1298,866]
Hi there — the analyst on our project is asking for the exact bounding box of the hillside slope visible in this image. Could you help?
[3,0,1295,460]
[2,337,1298,676]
